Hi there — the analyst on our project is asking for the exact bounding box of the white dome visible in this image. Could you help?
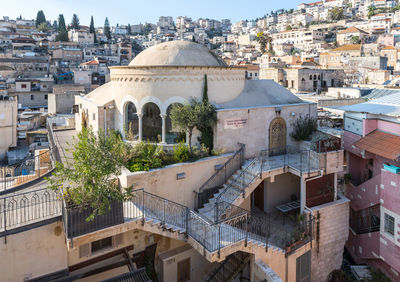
[129,40,227,67]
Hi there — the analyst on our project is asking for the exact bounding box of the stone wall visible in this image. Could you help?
[0,221,67,281]
[310,196,350,281]
[119,153,233,209]
[215,103,317,159]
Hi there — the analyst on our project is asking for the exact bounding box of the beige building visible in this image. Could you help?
[336,26,369,46]
[380,45,398,70]
[1,41,349,282]
[0,96,17,160]
[260,67,345,93]
[319,44,362,69]
[68,28,95,46]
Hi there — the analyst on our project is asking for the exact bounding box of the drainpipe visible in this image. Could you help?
[104,106,107,135]
[301,169,324,214]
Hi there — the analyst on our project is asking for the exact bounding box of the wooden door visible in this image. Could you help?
[269,117,286,156]
[177,258,191,282]
[254,182,264,211]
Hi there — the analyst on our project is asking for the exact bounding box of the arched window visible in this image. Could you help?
[166,103,186,144]
[125,102,138,140]
[269,117,287,156]
[313,75,317,80]
[309,75,312,80]
[142,102,162,142]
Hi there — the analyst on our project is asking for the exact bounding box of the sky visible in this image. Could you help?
[0,0,300,26]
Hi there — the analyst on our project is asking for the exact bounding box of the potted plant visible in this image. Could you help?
[344,173,352,184]
[48,127,132,238]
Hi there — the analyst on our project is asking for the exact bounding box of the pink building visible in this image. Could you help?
[342,94,400,280]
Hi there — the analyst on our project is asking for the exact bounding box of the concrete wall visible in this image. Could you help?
[310,197,350,282]
[48,93,78,114]
[326,87,362,99]
[215,103,317,159]
[9,92,49,108]
[159,244,216,281]
[0,99,17,160]
[0,221,68,281]
[264,173,300,213]
[119,153,233,209]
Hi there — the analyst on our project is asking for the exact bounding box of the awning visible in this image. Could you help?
[354,130,400,161]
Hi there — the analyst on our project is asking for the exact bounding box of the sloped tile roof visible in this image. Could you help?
[354,130,400,161]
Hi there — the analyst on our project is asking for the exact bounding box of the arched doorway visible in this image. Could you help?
[269,117,286,156]
[142,102,162,142]
[125,102,139,140]
[166,103,186,144]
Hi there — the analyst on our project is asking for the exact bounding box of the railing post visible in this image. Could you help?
[245,215,248,247]
[3,198,6,244]
[141,190,145,226]
[162,199,166,230]
[185,208,189,238]
[38,154,41,178]
[218,224,221,258]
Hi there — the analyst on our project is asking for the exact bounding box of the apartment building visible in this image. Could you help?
[336,27,369,46]
[0,95,17,161]
[380,45,398,70]
[260,67,345,93]
[342,94,400,281]
[271,29,324,51]
[8,77,53,109]
[68,28,95,46]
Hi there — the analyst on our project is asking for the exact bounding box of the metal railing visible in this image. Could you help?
[206,251,250,282]
[46,119,61,163]
[0,188,61,234]
[285,212,314,255]
[350,205,380,234]
[0,148,56,191]
[195,143,244,211]
[260,145,320,174]
[214,157,260,207]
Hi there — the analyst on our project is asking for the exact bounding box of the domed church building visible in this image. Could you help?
[75,40,315,157]
[20,40,348,282]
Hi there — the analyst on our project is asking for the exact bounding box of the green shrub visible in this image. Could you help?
[127,142,165,172]
[173,142,190,163]
[290,116,317,141]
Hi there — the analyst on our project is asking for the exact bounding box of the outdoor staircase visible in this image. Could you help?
[197,146,321,224]
[204,251,251,282]
[114,189,285,263]
[198,158,263,222]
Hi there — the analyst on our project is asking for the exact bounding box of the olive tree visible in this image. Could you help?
[47,127,131,220]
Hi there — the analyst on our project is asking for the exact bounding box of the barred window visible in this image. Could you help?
[384,213,395,236]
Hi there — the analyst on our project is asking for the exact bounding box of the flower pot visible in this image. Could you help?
[65,200,124,238]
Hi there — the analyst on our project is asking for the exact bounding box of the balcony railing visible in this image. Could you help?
[0,147,56,191]
[0,188,61,234]
[350,205,380,234]
[195,143,244,210]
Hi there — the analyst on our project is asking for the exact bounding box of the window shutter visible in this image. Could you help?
[79,243,90,258]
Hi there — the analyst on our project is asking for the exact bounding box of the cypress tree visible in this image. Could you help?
[71,14,80,29]
[90,16,97,43]
[202,74,208,103]
[35,10,46,27]
[198,74,214,152]
[56,14,68,42]
[104,17,111,40]
[127,24,131,35]
[52,20,58,32]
